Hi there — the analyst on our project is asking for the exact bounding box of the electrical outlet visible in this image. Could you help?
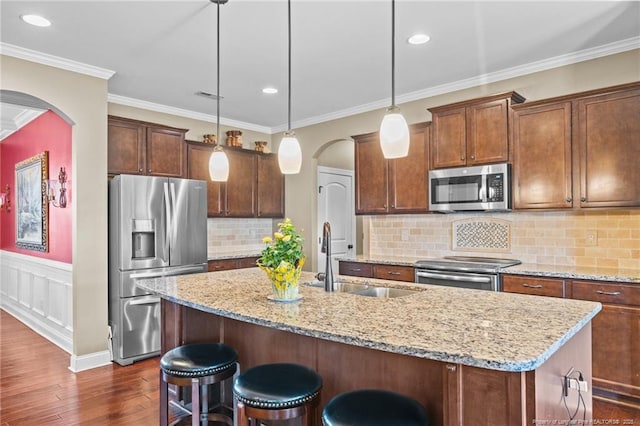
[568,378,588,392]
[585,230,597,246]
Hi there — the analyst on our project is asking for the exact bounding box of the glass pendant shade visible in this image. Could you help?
[209,148,229,182]
[278,132,302,174]
[380,107,410,158]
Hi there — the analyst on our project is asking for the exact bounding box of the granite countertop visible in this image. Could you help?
[338,256,640,284]
[502,263,640,284]
[137,268,600,373]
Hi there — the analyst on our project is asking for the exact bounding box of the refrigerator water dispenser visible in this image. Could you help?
[132,219,155,259]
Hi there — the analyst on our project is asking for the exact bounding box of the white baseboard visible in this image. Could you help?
[69,350,113,372]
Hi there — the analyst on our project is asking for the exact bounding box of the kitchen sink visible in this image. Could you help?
[350,287,419,298]
[304,281,418,298]
[303,281,370,293]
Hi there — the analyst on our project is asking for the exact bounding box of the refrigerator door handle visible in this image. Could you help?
[163,182,171,261]
[126,296,161,306]
[169,182,178,246]
[130,265,206,279]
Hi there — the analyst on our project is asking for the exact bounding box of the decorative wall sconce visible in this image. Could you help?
[0,185,10,212]
[47,167,67,208]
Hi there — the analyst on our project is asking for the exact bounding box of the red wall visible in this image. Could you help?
[0,111,72,263]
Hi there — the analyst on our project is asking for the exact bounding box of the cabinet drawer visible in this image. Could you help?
[237,257,259,269]
[502,275,565,298]
[571,281,640,306]
[338,262,373,278]
[373,265,415,282]
[208,259,238,272]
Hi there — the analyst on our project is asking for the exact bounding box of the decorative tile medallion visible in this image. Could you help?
[452,218,511,252]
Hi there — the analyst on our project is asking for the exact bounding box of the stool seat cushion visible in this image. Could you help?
[322,389,429,426]
[160,343,238,378]
[233,363,322,409]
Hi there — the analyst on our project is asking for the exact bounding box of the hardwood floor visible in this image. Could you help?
[0,310,167,425]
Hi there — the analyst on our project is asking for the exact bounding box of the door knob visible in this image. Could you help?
[347,244,354,250]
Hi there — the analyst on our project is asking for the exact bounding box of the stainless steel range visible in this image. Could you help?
[414,256,521,291]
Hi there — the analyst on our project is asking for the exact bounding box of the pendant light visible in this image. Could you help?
[209,0,230,182]
[379,0,410,159]
[278,0,302,174]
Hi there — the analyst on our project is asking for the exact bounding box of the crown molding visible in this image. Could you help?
[274,36,640,133]
[0,43,115,80]
[107,94,273,134]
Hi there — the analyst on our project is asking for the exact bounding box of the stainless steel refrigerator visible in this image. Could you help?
[108,174,208,366]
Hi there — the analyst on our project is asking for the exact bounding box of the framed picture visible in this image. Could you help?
[15,151,49,252]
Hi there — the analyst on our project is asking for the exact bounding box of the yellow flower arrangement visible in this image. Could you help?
[257,218,305,300]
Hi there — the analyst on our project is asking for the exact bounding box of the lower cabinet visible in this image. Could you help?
[338,261,414,283]
[502,275,565,298]
[208,256,259,272]
[569,280,640,403]
[503,274,640,416]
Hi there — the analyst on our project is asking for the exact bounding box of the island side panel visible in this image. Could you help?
[530,323,593,422]
[161,299,223,354]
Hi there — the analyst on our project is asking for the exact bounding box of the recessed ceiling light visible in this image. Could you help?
[262,87,278,95]
[21,14,51,27]
[408,33,430,45]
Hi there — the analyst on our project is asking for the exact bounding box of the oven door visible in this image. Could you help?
[415,269,498,291]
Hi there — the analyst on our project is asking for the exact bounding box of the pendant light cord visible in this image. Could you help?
[391,0,396,108]
[216,0,221,144]
[287,0,292,132]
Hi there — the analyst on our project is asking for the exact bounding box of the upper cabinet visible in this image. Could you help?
[512,82,640,210]
[428,92,525,169]
[108,116,187,177]
[256,153,285,218]
[576,85,640,208]
[186,142,284,218]
[354,122,430,215]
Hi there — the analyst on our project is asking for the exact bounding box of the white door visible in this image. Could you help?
[317,167,356,273]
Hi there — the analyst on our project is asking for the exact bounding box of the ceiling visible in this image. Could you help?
[1,1,639,134]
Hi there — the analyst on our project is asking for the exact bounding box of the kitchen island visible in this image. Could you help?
[138,268,601,425]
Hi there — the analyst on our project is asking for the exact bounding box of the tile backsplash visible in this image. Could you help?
[207,218,273,257]
[368,210,639,269]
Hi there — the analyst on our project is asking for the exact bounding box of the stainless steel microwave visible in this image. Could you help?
[428,163,511,212]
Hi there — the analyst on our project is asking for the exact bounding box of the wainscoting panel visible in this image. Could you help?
[0,250,73,353]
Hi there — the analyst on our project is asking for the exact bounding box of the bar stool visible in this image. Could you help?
[160,343,238,426]
[322,389,430,426]
[233,363,323,425]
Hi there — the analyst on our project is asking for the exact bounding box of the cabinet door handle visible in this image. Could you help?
[565,197,572,203]
[470,155,475,160]
[522,283,543,289]
[460,156,465,161]
[580,197,587,202]
[138,168,143,173]
[383,204,387,209]
[350,268,362,272]
[446,365,456,372]
[388,271,401,275]
[148,169,152,173]
[596,290,621,296]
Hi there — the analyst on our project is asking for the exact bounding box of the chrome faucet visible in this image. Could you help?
[321,222,335,292]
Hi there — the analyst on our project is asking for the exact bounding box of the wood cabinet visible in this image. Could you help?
[502,275,565,298]
[575,86,640,208]
[208,256,259,272]
[372,264,415,283]
[108,116,186,177]
[428,92,525,169]
[511,82,640,210]
[186,142,284,218]
[225,148,256,217]
[338,261,414,283]
[511,101,573,209]
[338,261,373,278]
[186,142,224,216]
[569,280,640,402]
[504,274,640,416]
[256,154,284,217]
[354,122,430,215]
